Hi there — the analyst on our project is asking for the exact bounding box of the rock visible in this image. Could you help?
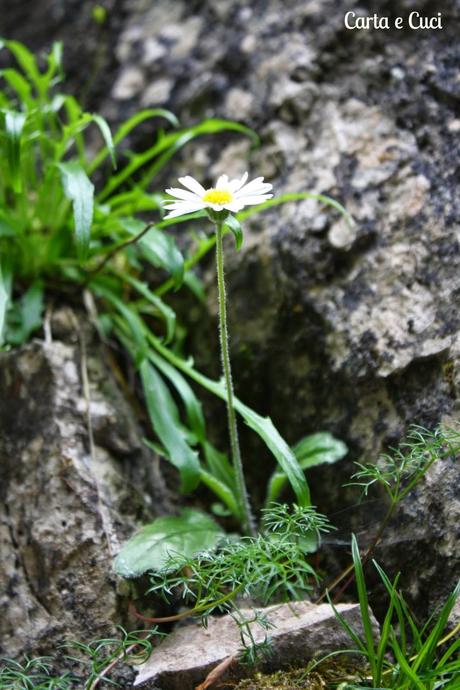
[0,339,172,658]
[134,600,377,689]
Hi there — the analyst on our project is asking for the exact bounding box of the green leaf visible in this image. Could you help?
[88,108,179,175]
[294,432,348,468]
[4,110,26,193]
[236,400,311,507]
[0,68,33,105]
[5,281,44,346]
[113,508,223,577]
[266,432,347,506]
[116,218,184,288]
[140,360,200,493]
[148,349,206,442]
[203,441,235,491]
[91,113,116,169]
[57,161,94,261]
[2,40,42,88]
[199,469,240,520]
[117,272,176,344]
[139,224,184,288]
[224,215,243,251]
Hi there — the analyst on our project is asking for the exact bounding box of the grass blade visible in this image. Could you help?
[351,535,377,679]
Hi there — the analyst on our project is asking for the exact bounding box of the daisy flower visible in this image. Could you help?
[163,172,273,220]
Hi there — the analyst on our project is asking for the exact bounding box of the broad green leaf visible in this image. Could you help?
[224,215,243,250]
[119,219,184,288]
[113,508,223,577]
[4,110,26,192]
[265,432,347,506]
[294,432,347,468]
[57,161,94,261]
[4,280,44,346]
[140,360,200,493]
[0,264,8,346]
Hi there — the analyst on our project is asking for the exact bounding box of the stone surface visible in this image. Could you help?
[0,338,172,659]
[134,600,377,689]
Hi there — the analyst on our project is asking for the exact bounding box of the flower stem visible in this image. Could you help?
[215,222,256,536]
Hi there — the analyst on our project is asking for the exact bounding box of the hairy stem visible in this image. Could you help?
[215,222,256,536]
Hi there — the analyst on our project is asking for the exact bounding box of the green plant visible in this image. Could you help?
[325,535,460,689]
[318,425,460,604]
[0,40,348,544]
[0,628,161,689]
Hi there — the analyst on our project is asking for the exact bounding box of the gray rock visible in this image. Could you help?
[0,339,172,658]
[134,600,377,689]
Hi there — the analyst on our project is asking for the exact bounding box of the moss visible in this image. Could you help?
[232,659,368,689]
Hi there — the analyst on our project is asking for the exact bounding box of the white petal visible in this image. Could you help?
[228,171,249,193]
[235,194,273,206]
[165,187,201,201]
[178,175,206,196]
[163,202,205,219]
[165,200,206,212]
[215,174,229,189]
[225,201,246,212]
[234,178,272,198]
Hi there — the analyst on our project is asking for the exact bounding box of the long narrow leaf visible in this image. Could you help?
[88,108,179,174]
[113,271,176,344]
[91,113,116,169]
[4,110,26,192]
[148,349,205,441]
[265,432,347,506]
[199,469,240,520]
[351,535,377,679]
[140,360,200,493]
[57,161,94,261]
[98,119,257,201]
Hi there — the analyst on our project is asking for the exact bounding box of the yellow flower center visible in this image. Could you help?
[202,188,233,205]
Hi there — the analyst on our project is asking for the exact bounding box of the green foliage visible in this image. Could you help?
[0,627,161,689]
[347,425,460,504]
[113,508,224,578]
[327,535,460,690]
[147,504,331,620]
